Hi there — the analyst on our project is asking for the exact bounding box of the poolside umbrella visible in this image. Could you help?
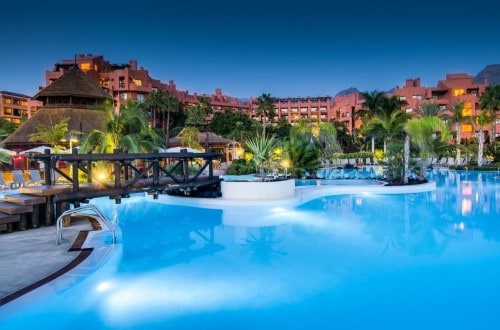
[20,146,54,154]
[159,146,203,153]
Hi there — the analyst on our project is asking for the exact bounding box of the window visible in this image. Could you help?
[399,96,407,101]
[4,107,12,115]
[411,95,422,100]
[454,89,465,96]
[13,108,21,116]
[137,94,144,102]
[405,108,413,113]
[462,102,472,116]
[120,93,127,100]
[132,78,142,87]
[119,77,125,88]
[80,62,91,71]
[4,98,11,104]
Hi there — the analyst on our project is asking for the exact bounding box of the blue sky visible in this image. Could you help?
[1,0,499,98]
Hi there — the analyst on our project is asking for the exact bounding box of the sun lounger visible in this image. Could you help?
[10,170,29,188]
[26,169,43,186]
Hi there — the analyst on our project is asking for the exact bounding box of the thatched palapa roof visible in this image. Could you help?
[168,129,232,148]
[34,66,110,101]
[3,66,111,149]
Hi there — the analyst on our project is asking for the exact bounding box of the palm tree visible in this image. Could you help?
[475,110,495,167]
[81,101,163,153]
[179,127,203,150]
[159,92,181,145]
[405,116,449,179]
[446,101,466,163]
[30,116,69,149]
[362,110,409,153]
[418,102,443,118]
[359,91,386,152]
[479,84,500,141]
[255,93,276,137]
[145,90,163,129]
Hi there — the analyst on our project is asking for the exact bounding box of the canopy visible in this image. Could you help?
[159,146,203,153]
[19,146,54,155]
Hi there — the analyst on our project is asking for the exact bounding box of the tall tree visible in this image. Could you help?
[255,93,276,137]
[446,101,466,163]
[159,92,181,145]
[475,110,495,167]
[144,90,163,129]
[479,84,500,141]
[405,116,449,179]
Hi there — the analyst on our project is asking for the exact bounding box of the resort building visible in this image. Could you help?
[37,54,499,141]
[0,91,42,126]
[392,74,494,140]
[44,54,252,119]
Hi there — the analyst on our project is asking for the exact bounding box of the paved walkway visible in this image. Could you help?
[0,219,92,300]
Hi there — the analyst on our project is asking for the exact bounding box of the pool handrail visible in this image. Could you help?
[56,204,116,245]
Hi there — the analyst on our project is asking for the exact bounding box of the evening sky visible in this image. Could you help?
[0,0,499,98]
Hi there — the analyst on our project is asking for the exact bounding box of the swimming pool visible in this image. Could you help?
[1,170,499,329]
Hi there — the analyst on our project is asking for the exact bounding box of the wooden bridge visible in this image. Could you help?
[0,148,223,232]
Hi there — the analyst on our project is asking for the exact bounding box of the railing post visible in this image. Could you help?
[43,149,52,185]
[72,148,79,192]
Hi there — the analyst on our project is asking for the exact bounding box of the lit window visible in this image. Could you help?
[462,102,472,116]
[4,98,11,104]
[462,124,473,132]
[80,62,91,71]
[132,79,142,87]
[454,89,465,96]
[4,107,12,115]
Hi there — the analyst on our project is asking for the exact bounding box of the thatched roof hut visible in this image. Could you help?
[3,66,111,149]
[168,129,232,149]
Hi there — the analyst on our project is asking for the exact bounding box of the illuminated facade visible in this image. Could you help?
[0,91,42,126]
[45,54,251,118]
[43,54,498,140]
[392,74,494,140]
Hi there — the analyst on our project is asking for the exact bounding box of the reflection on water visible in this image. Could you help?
[116,203,225,271]
[2,170,500,330]
[240,227,287,266]
[296,170,500,256]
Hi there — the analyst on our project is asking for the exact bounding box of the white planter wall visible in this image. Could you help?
[221,179,295,200]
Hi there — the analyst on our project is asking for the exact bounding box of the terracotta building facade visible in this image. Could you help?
[40,54,498,141]
[0,91,42,126]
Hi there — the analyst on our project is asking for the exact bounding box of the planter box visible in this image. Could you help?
[221,179,295,200]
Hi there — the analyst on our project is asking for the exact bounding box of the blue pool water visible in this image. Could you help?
[1,170,499,329]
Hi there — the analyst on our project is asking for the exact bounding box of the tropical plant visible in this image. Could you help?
[479,84,500,141]
[159,92,181,146]
[283,135,321,178]
[30,116,69,148]
[244,134,276,179]
[81,101,163,153]
[186,104,208,127]
[0,117,17,139]
[179,127,203,150]
[446,101,466,162]
[362,110,409,153]
[418,102,444,118]
[475,110,495,166]
[208,108,256,141]
[255,93,276,137]
[405,116,449,179]
[144,90,162,129]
